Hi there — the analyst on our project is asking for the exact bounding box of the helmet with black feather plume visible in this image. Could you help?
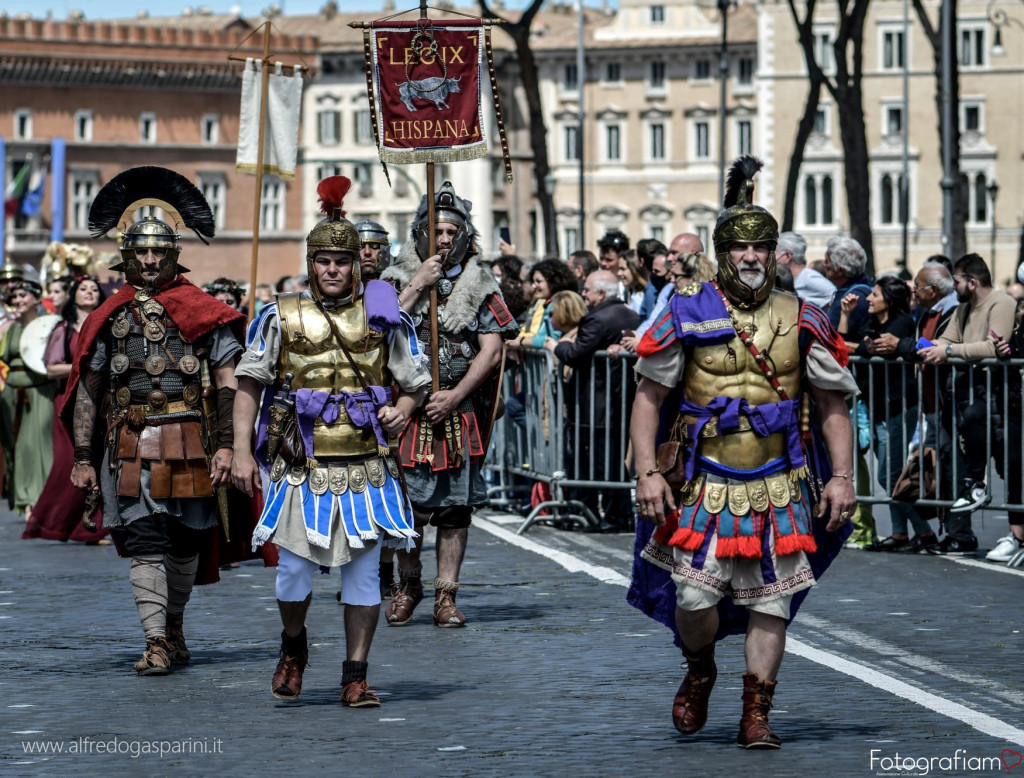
[87,166,215,290]
[713,156,779,308]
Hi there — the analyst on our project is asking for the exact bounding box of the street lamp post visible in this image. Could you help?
[988,178,999,263]
[717,0,735,204]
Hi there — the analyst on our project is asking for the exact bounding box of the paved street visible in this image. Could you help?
[2,503,1022,777]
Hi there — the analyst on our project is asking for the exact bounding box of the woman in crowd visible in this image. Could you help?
[0,278,58,522]
[504,259,577,428]
[204,277,244,311]
[840,275,925,551]
[617,251,651,319]
[24,275,109,542]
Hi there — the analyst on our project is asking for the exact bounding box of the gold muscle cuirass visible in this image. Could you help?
[682,290,802,472]
[276,292,392,458]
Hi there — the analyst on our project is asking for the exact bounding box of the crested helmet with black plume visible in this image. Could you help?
[88,166,215,291]
[411,181,478,270]
[713,155,780,308]
[307,175,361,303]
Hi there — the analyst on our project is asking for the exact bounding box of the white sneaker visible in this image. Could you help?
[985,533,1024,563]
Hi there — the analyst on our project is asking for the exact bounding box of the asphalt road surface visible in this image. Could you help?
[2,502,1021,777]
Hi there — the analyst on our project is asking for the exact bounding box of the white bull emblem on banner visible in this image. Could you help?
[397,76,462,112]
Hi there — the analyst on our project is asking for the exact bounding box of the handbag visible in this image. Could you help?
[891,446,939,520]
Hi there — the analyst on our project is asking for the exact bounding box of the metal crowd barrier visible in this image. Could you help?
[485,349,1024,536]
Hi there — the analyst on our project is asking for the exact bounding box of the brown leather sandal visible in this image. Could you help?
[134,636,172,676]
[341,680,381,707]
[165,612,191,666]
[385,565,423,626]
[433,578,466,627]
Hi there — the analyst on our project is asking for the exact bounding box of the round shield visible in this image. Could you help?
[19,314,61,376]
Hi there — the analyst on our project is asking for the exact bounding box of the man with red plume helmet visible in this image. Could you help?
[627,157,858,748]
[231,176,430,705]
[64,166,247,676]
[380,181,519,628]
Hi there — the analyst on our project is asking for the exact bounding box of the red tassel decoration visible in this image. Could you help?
[317,176,352,217]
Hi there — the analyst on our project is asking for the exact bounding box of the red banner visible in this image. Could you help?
[369,20,486,164]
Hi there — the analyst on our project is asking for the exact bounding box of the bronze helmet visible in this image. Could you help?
[88,166,214,291]
[306,176,360,303]
[410,181,478,269]
[713,156,779,308]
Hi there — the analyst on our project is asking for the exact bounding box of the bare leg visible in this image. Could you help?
[436,526,468,582]
[278,593,312,639]
[744,611,786,681]
[675,605,718,653]
[344,604,380,662]
[395,528,425,573]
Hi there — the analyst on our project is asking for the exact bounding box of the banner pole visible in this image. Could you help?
[419,0,440,395]
[247,21,272,325]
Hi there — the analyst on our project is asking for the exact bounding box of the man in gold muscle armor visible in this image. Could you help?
[231,176,429,705]
[629,157,858,749]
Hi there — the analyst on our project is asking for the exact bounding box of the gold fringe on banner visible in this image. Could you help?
[379,144,488,165]
[360,26,391,186]
[484,24,513,183]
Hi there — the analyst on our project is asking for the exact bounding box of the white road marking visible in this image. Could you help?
[476,513,1024,745]
[795,614,1024,707]
[473,517,630,586]
[952,557,1024,578]
[785,638,1024,748]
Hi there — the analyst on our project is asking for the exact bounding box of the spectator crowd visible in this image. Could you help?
[3,227,1023,568]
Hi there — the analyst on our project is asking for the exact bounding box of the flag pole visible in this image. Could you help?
[421,0,440,395]
[246,21,272,326]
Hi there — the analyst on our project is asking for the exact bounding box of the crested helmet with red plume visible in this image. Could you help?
[306,175,361,301]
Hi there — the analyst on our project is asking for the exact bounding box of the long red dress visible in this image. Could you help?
[22,323,108,543]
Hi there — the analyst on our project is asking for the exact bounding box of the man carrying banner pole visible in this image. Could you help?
[381,183,518,627]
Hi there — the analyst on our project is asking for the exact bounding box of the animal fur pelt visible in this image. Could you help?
[381,244,500,335]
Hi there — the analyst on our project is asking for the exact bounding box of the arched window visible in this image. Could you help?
[804,177,817,225]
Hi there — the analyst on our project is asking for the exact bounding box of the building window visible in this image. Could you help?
[737,56,755,86]
[813,29,835,75]
[697,225,709,250]
[885,105,904,136]
[650,123,665,160]
[881,30,905,70]
[14,109,32,140]
[737,119,752,155]
[802,174,835,226]
[961,101,984,133]
[564,125,580,162]
[201,114,219,145]
[198,173,226,229]
[353,164,372,196]
[74,110,93,142]
[605,62,621,83]
[813,106,829,136]
[650,225,665,241]
[564,63,578,91]
[139,112,157,144]
[563,226,579,255]
[317,109,341,145]
[962,171,991,224]
[70,171,98,231]
[261,177,285,231]
[694,120,710,160]
[355,110,373,144]
[650,5,665,23]
[606,124,621,161]
[879,173,908,225]
[315,163,342,181]
[650,61,666,90]
[959,26,986,68]
[694,59,711,81]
